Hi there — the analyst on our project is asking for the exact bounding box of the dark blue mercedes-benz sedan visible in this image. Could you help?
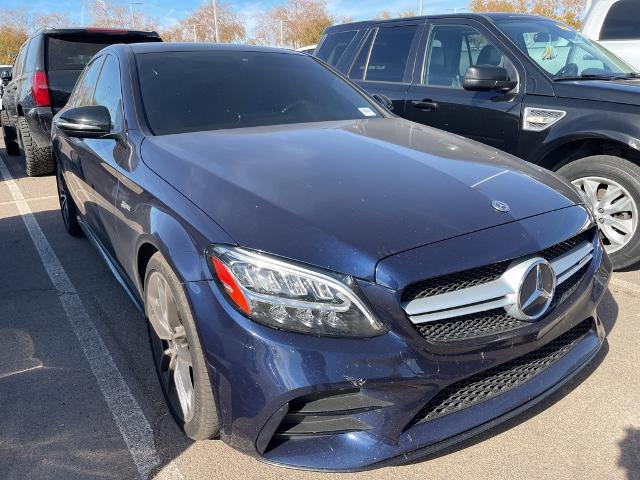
[51,42,611,471]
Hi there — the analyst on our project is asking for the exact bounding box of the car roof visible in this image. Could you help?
[125,42,301,55]
[324,12,557,32]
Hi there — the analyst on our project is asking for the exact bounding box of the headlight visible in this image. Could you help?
[206,245,387,337]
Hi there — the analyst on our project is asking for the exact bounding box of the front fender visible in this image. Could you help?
[133,204,235,291]
[522,98,640,167]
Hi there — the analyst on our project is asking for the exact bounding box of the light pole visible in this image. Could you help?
[130,2,142,29]
[419,0,423,15]
[280,20,284,47]
[212,0,220,43]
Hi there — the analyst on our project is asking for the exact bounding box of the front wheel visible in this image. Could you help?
[144,252,220,440]
[557,155,640,270]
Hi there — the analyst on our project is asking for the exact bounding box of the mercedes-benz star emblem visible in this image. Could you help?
[491,200,511,212]
[516,259,556,320]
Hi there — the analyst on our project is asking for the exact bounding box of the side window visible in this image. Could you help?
[24,37,40,73]
[349,30,375,79]
[422,25,516,88]
[69,56,104,107]
[92,55,123,132]
[13,44,26,76]
[362,25,418,82]
[349,25,418,82]
[600,0,640,40]
[316,30,358,66]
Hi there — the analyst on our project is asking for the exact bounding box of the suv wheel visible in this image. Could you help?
[557,155,640,270]
[144,252,220,440]
[1,111,19,156]
[17,117,54,176]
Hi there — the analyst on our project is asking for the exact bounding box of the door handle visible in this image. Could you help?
[411,100,439,110]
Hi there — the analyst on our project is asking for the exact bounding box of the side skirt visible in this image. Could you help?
[77,216,145,314]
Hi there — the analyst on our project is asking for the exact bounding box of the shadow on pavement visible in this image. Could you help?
[619,427,640,480]
[0,205,192,479]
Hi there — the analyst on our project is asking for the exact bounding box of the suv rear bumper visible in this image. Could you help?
[24,107,53,148]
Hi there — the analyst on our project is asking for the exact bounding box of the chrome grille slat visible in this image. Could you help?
[403,232,595,326]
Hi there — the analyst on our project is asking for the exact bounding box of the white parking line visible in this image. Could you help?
[0,157,173,479]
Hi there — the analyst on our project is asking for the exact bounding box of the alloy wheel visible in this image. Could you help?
[146,271,195,423]
[572,176,638,254]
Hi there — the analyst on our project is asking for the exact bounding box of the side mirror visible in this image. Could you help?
[1,71,11,81]
[54,105,111,138]
[463,65,517,93]
[372,93,394,111]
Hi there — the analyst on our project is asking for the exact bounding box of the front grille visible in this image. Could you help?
[407,320,591,428]
[416,262,590,343]
[416,309,528,342]
[402,230,593,303]
[401,261,510,302]
[538,230,592,262]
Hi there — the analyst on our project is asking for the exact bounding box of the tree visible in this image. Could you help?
[161,2,245,43]
[86,0,158,30]
[31,12,71,31]
[469,0,585,29]
[0,9,70,64]
[377,10,417,19]
[254,0,333,48]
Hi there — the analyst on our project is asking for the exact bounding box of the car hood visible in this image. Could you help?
[141,118,580,281]
[553,78,640,106]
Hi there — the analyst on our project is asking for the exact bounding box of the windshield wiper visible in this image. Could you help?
[610,72,640,80]
[554,74,617,82]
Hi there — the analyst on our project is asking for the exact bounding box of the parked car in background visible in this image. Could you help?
[317,13,640,270]
[52,42,610,471]
[583,0,640,69]
[0,28,161,176]
[0,64,12,109]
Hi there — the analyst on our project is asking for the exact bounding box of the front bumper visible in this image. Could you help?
[188,214,611,471]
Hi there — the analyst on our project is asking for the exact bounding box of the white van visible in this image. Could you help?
[583,0,640,69]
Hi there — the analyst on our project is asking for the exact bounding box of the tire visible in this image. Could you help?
[144,252,219,440]
[56,166,83,237]
[17,117,54,176]
[1,111,19,156]
[557,155,640,270]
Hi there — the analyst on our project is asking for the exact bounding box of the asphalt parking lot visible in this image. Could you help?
[0,138,638,480]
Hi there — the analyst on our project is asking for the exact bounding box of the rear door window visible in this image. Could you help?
[363,25,418,82]
[316,30,357,66]
[600,0,640,40]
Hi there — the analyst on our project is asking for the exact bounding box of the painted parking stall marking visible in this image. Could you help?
[0,156,170,479]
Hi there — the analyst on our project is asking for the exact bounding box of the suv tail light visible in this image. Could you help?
[32,71,51,107]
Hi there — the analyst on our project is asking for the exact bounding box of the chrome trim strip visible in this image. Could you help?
[404,240,594,325]
[55,120,102,131]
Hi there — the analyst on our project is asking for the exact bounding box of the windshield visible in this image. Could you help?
[496,18,637,79]
[135,50,383,135]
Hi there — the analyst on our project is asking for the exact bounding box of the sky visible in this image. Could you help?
[3,0,464,36]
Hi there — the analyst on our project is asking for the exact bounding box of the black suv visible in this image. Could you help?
[317,13,640,270]
[1,28,161,176]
